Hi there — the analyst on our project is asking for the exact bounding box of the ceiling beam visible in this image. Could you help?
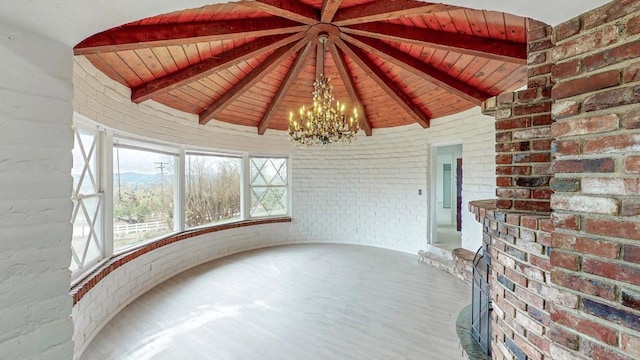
[335,39,430,128]
[240,0,319,25]
[341,23,527,64]
[199,39,308,125]
[332,1,453,26]
[73,17,308,55]
[132,33,304,103]
[258,43,314,135]
[328,43,372,136]
[341,33,491,105]
[321,0,343,23]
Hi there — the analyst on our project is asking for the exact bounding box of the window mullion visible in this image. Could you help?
[287,157,293,216]
[102,130,114,258]
[242,153,251,220]
[175,146,186,232]
[71,193,103,201]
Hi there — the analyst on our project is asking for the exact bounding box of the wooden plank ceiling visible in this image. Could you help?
[75,0,529,135]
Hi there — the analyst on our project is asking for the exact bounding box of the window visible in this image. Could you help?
[185,152,241,228]
[70,117,291,281]
[70,127,103,273]
[113,142,176,250]
[250,157,289,217]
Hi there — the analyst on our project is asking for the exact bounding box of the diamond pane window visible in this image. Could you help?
[70,128,103,273]
[185,153,241,228]
[72,130,99,195]
[250,157,288,217]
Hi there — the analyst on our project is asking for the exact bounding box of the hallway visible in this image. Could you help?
[435,225,462,252]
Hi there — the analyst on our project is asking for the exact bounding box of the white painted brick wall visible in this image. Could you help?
[0,24,74,360]
[73,56,433,255]
[71,57,497,357]
[72,223,296,358]
[288,127,429,254]
[73,56,496,254]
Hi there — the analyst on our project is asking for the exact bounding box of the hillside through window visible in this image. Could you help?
[113,144,176,250]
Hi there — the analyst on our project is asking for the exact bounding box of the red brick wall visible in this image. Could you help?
[549,0,640,359]
[473,18,559,360]
[474,2,640,359]
[482,19,554,213]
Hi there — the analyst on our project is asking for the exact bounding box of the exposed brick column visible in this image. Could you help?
[472,3,640,360]
[482,19,555,213]
[548,1,640,359]
[467,19,560,360]
[470,201,557,360]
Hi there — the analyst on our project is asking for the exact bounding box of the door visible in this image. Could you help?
[456,158,462,231]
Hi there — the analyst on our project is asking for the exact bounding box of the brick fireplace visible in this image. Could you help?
[469,1,640,359]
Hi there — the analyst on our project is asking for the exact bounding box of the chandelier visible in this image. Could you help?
[288,34,360,146]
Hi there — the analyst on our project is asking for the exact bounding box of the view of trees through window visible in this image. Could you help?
[186,153,241,228]
[113,145,175,250]
[71,125,290,279]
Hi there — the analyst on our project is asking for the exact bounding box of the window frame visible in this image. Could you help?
[248,154,291,219]
[112,138,180,253]
[70,121,106,281]
[71,116,291,285]
[184,150,243,230]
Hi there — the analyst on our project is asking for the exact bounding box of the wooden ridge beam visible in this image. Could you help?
[341,22,527,64]
[240,0,319,25]
[341,33,491,105]
[131,33,304,103]
[258,42,314,134]
[199,38,308,125]
[332,1,453,26]
[74,17,308,55]
[321,0,343,23]
[328,43,372,136]
[334,39,430,128]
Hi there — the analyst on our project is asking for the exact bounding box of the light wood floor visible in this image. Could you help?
[81,244,470,360]
[436,225,462,252]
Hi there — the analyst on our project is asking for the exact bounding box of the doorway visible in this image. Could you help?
[432,144,462,251]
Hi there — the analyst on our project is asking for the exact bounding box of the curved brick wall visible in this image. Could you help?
[71,55,500,357]
[72,55,499,253]
[71,220,294,358]
[470,201,556,360]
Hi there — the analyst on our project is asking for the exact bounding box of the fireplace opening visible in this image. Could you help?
[471,246,491,355]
